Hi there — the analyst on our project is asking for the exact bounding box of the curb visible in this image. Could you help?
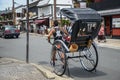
[31,63,74,80]
[0,58,25,63]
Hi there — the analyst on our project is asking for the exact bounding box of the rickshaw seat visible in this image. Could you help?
[71,35,92,47]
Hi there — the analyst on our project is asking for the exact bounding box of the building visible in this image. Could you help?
[0,9,13,25]
[20,0,73,33]
[21,0,40,32]
[88,0,120,38]
[37,0,73,27]
[0,5,26,30]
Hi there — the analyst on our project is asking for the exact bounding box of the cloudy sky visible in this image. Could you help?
[0,0,26,10]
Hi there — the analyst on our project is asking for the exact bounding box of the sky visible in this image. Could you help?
[0,0,26,11]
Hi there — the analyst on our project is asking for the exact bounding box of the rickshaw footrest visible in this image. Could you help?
[67,55,84,59]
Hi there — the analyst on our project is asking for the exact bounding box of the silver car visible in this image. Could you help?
[0,25,20,38]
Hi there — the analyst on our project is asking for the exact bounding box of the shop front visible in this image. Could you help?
[103,15,120,38]
[112,15,120,37]
[98,9,120,38]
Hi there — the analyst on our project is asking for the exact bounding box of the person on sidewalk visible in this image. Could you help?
[98,23,106,42]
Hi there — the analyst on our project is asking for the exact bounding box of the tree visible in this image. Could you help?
[61,19,70,27]
[86,0,95,6]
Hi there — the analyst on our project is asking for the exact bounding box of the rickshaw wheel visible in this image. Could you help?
[52,42,67,76]
[79,43,98,72]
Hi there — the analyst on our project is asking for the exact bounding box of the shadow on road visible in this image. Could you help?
[64,67,107,78]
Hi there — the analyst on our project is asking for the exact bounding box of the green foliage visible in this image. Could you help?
[86,0,95,6]
[61,19,70,27]
[0,16,3,21]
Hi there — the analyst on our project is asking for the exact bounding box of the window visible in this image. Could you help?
[112,18,120,28]
[17,13,21,17]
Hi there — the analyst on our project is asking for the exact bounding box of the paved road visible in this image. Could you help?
[0,33,120,80]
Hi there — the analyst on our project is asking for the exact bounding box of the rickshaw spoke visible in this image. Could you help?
[80,44,98,72]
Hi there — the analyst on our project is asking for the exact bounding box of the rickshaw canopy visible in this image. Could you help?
[60,8,102,22]
[60,8,102,41]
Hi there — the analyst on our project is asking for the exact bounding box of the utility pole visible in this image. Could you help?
[12,0,15,25]
[26,0,29,63]
[54,0,56,20]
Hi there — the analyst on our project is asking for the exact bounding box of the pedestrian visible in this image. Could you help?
[39,25,44,35]
[43,24,47,35]
[98,23,106,42]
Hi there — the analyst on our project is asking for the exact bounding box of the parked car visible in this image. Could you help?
[0,25,20,38]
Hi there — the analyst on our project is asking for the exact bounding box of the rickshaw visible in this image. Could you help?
[50,8,102,76]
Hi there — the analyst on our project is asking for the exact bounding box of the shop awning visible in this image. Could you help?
[98,8,120,16]
[34,20,45,24]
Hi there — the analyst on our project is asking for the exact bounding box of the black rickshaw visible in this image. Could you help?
[50,8,102,76]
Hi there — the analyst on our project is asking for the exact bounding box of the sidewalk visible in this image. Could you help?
[0,58,73,80]
[95,38,120,49]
